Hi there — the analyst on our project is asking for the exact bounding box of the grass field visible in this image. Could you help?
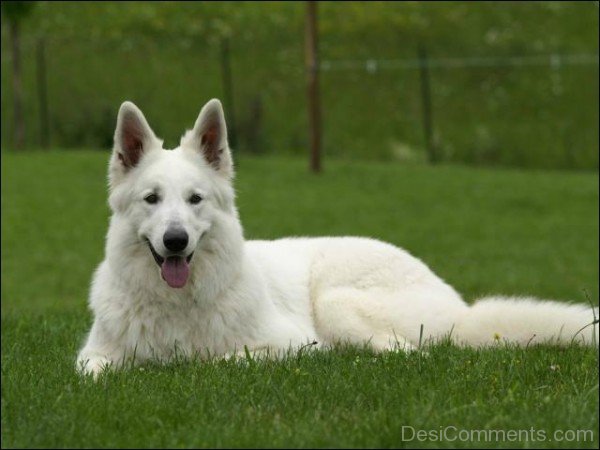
[1,151,599,448]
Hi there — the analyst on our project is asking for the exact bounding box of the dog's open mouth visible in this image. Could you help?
[145,239,194,289]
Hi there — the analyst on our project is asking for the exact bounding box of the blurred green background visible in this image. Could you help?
[1,1,599,169]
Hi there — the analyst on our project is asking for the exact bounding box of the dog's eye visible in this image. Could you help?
[189,194,203,205]
[144,193,159,204]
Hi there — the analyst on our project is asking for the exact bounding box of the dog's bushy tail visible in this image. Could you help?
[452,297,599,347]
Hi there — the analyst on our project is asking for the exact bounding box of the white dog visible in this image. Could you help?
[77,99,598,376]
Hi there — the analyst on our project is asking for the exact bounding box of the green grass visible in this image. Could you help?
[2,151,599,448]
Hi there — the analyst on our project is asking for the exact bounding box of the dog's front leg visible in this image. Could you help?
[76,351,114,378]
[76,319,126,379]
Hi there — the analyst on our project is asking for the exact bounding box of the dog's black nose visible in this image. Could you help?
[163,228,189,253]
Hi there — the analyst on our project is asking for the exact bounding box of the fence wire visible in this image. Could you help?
[320,53,600,72]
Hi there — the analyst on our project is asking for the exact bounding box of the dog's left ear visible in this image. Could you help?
[182,99,233,177]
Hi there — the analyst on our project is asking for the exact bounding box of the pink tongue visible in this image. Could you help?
[161,256,190,288]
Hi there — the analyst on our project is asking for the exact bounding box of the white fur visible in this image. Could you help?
[76,100,599,377]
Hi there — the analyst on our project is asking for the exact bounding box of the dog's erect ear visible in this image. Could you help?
[109,101,161,185]
[182,99,233,176]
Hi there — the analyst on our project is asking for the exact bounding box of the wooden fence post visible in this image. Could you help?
[37,36,50,148]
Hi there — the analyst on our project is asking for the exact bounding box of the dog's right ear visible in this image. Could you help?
[109,101,161,186]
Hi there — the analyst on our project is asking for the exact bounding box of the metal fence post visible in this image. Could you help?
[221,36,237,152]
[306,0,322,173]
[418,45,437,164]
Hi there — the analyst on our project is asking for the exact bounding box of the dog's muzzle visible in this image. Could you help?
[145,239,194,288]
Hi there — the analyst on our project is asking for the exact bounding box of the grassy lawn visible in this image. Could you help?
[1,150,598,448]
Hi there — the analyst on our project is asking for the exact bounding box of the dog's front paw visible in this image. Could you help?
[76,355,113,379]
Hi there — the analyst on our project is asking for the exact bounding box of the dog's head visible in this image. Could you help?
[108,99,236,288]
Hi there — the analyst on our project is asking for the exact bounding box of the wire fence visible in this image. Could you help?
[320,53,599,72]
[1,31,599,170]
[312,52,600,166]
